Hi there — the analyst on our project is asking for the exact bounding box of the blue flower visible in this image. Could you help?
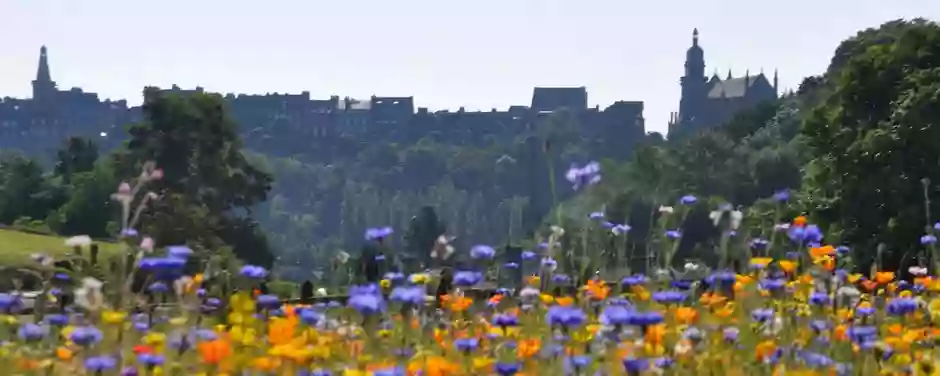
[17,323,47,341]
[589,211,604,220]
[70,326,103,346]
[256,294,281,309]
[239,265,267,279]
[546,306,586,327]
[136,257,185,272]
[521,251,537,260]
[626,311,664,327]
[679,195,697,205]
[749,238,769,251]
[85,356,117,372]
[495,362,521,376]
[612,224,631,235]
[0,293,23,313]
[167,245,193,259]
[44,314,68,326]
[665,230,682,240]
[887,298,918,316]
[493,314,519,327]
[470,245,496,259]
[809,292,830,306]
[600,305,633,326]
[389,286,425,305]
[751,308,775,322]
[759,279,786,291]
[383,272,405,283]
[454,337,480,352]
[348,293,385,315]
[365,227,394,241]
[372,367,405,376]
[623,358,650,373]
[503,262,519,269]
[453,270,483,286]
[773,190,790,202]
[621,274,647,286]
[652,290,687,304]
[922,234,937,245]
[147,282,169,293]
[138,353,165,367]
[565,161,601,190]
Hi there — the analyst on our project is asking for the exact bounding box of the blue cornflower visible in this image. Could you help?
[600,305,633,326]
[671,280,694,290]
[493,314,519,327]
[256,294,281,309]
[612,224,631,235]
[348,293,385,315]
[85,356,117,372]
[495,362,521,376]
[470,245,496,259]
[922,234,937,245]
[70,326,103,346]
[167,245,193,259]
[552,274,571,284]
[17,323,47,341]
[365,226,394,241]
[565,161,601,190]
[0,293,23,313]
[239,265,268,279]
[651,290,686,304]
[372,367,405,376]
[751,308,775,322]
[546,306,587,327]
[383,272,405,283]
[665,230,681,240]
[809,292,830,306]
[887,298,918,316]
[707,271,737,286]
[44,314,68,326]
[137,257,185,272]
[627,311,664,327]
[589,211,604,220]
[773,190,790,202]
[454,337,480,352]
[621,274,647,286]
[759,279,786,291]
[623,358,650,373]
[453,270,483,286]
[679,195,697,205]
[503,262,519,269]
[521,251,537,260]
[389,285,425,305]
[749,238,769,251]
[138,353,165,367]
[147,282,169,293]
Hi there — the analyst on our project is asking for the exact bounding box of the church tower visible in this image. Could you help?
[32,46,57,103]
[678,29,707,130]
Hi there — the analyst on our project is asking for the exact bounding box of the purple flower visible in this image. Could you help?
[70,326,103,346]
[627,311,663,327]
[789,224,823,245]
[138,353,165,367]
[612,224,631,235]
[495,363,521,376]
[600,305,633,326]
[621,274,647,286]
[546,306,586,327]
[470,245,496,260]
[167,245,193,259]
[521,251,537,260]
[565,161,601,190]
[749,238,769,250]
[389,286,425,305]
[887,298,917,316]
[453,270,483,286]
[365,227,394,241]
[454,337,480,352]
[85,356,117,372]
[651,290,687,304]
[665,230,681,240]
[137,257,185,272]
[679,195,697,205]
[589,211,604,220]
[623,358,650,373]
[773,190,790,202]
[348,293,385,315]
[239,265,268,279]
[256,294,281,309]
[147,282,169,293]
[922,234,937,245]
[751,308,775,322]
[17,323,47,341]
[493,314,519,327]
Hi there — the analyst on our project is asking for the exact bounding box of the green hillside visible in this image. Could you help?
[0,229,121,266]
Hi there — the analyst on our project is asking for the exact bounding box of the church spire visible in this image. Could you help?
[692,28,699,46]
[36,46,51,83]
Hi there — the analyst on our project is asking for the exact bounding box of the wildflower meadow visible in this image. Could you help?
[0,158,938,376]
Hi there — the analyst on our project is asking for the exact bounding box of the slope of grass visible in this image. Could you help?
[0,229,122,266]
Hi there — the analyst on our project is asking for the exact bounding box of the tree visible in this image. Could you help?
[403,206,447,272]
[114,88,275,266]
[54,136,99,183]
[802,20,940,271]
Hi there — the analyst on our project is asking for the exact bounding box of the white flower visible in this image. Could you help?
[774,223,791,231]
[315,288,328,297]
[30,253,54,267]
[674,340,692,356]
[174,276,193,296]
[709,210,723,227]
[909,266,929,276]
[65,235,92,248]
[684,262,703,272]
[760,316,785,336]
[74,277,105,311]
[550,226,565,237]
[140,237,155,252]
[335,251,350,264]
[659,206,674,214]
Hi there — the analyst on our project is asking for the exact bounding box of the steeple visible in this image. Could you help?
[727,69,732,80]
[32,45,56,102]
[692,28,699,46]
[36,46,51,83]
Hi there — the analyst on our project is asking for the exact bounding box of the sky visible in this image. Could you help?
[1,1,938,134]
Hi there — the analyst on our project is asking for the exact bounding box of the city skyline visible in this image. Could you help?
[1,0,938,133]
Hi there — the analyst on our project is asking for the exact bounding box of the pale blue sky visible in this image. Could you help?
[1,1,938,134]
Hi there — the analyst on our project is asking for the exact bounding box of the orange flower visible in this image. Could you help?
[488,294,504,306]
[778,260,797,274]
[875,271,895,284]
[55,347,73,361]
[810,245,835,259]
[793,216,807,227]
[755,340,777,361]
[449,296,473,312]
[251,356,280,372]
[674,307,698,324]
[198,339,232,365]
[517,338,541,358]
[584,279,610,301]
[268,317,297,346]
[555,296,575,306]
[409,356,460,376]
[645,324,665,344]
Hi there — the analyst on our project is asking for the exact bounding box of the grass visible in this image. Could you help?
[0,229,122,266]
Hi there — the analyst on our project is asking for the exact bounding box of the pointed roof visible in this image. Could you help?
[36,46,51,83]
[707,73,772,99]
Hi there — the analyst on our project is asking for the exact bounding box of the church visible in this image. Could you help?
[667,29,778,137]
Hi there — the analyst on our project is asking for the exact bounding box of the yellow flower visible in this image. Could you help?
[749,257,773,269]
[101,310,127,325]
[169,316,187,326]
[409,273,430,284]
[539,294,555,304]
[380,279,391,289]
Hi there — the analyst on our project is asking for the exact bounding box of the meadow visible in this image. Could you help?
[0,160,934,376]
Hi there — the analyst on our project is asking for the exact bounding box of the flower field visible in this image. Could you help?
[0,211,938,376]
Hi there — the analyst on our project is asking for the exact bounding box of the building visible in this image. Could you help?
[0,46,647,159]
[667,29,778,137]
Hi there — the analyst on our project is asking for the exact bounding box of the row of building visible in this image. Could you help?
[0,30,776,155]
